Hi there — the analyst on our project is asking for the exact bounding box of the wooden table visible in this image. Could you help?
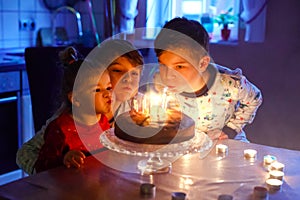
[1,139,300,200]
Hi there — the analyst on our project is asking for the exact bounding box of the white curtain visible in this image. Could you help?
[115,0,139,34]
[240,0,268,43]
[145,0,172,38]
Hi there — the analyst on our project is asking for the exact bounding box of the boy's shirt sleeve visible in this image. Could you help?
[226,73,263,133]
[16,129,45,175]
[16,104,64,175]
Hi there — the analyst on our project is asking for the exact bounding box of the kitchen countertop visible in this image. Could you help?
[0,61,26,72]
[0,51,26,72]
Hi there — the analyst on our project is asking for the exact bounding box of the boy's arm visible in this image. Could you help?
[16,127,45,175]
[226,75,263,137]
[16,103,65,175]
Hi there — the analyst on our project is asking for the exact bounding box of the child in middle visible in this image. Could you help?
[34,47,112,172]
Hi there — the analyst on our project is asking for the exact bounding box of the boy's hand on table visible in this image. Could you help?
[63,150,86,168]
[206,129,228,140]
[218,131,229,140]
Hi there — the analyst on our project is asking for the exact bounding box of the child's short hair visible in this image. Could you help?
[89,39,144,69]
[154,17,210,59]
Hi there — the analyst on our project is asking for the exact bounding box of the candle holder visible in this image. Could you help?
[216,144,228,159]
[140,183,156,197]
[244,149,257,161]
[269,170,284,181]
[215,144,228,159]
[269,161,285,172]
[253,186,268,199]
[171,192,186,200]
[216,144,228,153]
[266,178,283,191]
[217,194,233,200]
[263,155,276,166]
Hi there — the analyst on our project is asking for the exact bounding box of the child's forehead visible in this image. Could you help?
[114,56,131,63]
[82,74,110,88]
[108,56,141,68]
[158,48,199,64]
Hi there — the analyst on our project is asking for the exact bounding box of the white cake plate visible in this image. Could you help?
[99,128,213,174]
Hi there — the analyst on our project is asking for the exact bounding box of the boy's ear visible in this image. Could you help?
[68,92,80,107]
[198,55,210,73]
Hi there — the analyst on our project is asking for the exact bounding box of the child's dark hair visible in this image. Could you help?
[59,46,84,109]
[154,17,210,57]
[88,39,144,69]
[103,39,143,67]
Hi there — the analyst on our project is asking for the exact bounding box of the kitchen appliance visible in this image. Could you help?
[0,71,21,175]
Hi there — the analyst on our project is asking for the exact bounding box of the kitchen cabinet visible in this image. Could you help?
[0,57,34,185]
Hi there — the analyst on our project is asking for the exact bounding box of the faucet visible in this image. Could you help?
[51,6,83,45]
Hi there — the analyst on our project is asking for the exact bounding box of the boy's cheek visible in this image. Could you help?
[159,76,168,85]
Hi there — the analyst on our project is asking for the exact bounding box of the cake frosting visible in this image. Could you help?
[114,109,195,144]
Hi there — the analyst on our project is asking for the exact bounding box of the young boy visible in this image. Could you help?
[154,17,262,142]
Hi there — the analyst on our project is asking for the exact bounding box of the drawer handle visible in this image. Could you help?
[0,96,17,104]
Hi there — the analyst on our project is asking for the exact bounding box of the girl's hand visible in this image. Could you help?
[63,150,86,168]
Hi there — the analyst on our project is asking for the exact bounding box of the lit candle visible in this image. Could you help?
[142,95,147,114]
[269,170,284,181]
[270,161,285,172]
[263,155,276,165]
[161,87,168,110]
[133,99,138,111]
[216,144,228,153]
[149,93,169,122]
[266,178,283,191]
[244,149,257,159]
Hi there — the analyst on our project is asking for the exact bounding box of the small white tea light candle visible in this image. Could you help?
[244,149,257,159]
[216,144,228,153]
[269,170,284,181]
[270,161,285,172]
[263,155,277,165]
[266,178,283,191]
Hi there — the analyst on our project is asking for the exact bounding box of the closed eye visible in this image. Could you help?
[176,65,184,69]
[95,86,112,92]
[130,70,140,77]
[111,69,122,73]
[106,87,112,91]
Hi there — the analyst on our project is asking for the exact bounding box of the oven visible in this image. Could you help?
[0,71,21,176]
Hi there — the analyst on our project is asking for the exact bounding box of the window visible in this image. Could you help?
[145,0,240,42]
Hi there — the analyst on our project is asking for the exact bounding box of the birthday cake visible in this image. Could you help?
[114,109,195,144]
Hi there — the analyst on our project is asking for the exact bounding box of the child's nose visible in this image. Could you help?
[104,90,112,98]
[165,67,176,80]
[122,72,132,83]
